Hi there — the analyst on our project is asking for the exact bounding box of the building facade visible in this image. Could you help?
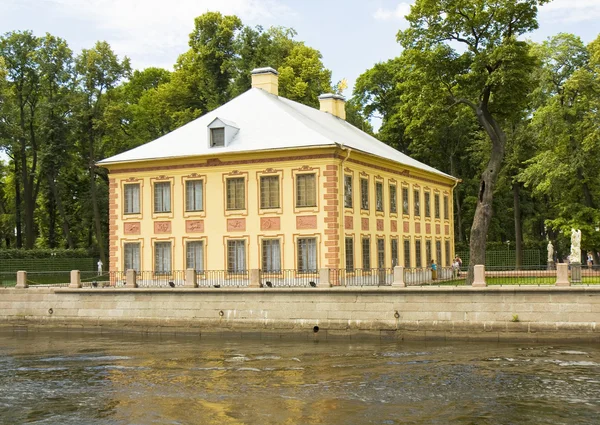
[100,68,457,276]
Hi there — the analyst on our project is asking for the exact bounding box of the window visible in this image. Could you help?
[436,240,442,265]
[362,237,371,269]
[210,127,225,147]
[414,189,420,217]
[434,194,440,219]
[345,237,354,271]
[361,178,369,210]
[186,241,204,272]
[226,177,245,210]
[403,239,411,268]
[124,242,140,271]
[377,238,385,268]
[185,180,203,212]
[344,175,353,208]
[260,176,280,209]
[426,240,432,264]
[227,240,246,273]
[124,184,140,214]
[154,242,171,274]
[415,239,422,268]
[443,195,449,220]
[297,238,317,272]
[262,239,281,272]
[445,240,451,267]
[296,174,316,207]
[391,238,399,267]
[375,182,383,212]
[389,184,397,214]
[402,187,409,215]
[425,191,431,218]
[154,182,171,213]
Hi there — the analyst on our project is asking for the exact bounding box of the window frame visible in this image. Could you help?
[297,237,318,273]
[153,181,172,214]
[403,238,411,268]
[186,240,205,273]
[362,237,371,269]
[434,193,440,219]
[260,175,280,210]
[344,174,353,209]
[210,127,225,147]
[360,178,369,211]
[227,239,247,274]
[295,173,317,208]
[402,186,409,216]
[185,179,204,212]
[345,236,354,272]
[424,191,431,218]
[415,239,422,268]
[389,184,397,215]
[375,181,384,213]
[123,183,141,215]
[391,237,399,267]
[413,189,421,217]
[226,177,246,211]
[261,238,282,272]
[123,241,141,272]
[154,241,172,275]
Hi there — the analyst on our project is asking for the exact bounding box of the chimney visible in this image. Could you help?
[251,67,278,96]
[318,93,346,120]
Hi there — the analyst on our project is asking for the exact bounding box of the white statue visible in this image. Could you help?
[547,241,554,263]
[97,259,103,276]
[570,229,582,263]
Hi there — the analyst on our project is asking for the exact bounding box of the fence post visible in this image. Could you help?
[184,268,198,288]
[15,271,28,288]
[392,266,406,287]
[472,265,486,287]
[555,263,570,286]
[249,269,260,288]
[318,268,331,288]
[69,270,82,288]
[125,269,138,288]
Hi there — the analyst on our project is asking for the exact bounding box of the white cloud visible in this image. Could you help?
[539,0,600,23]
[373,2,412,21]
[21,0,293,70]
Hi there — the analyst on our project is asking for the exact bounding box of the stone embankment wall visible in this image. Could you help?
[1,286,599,341]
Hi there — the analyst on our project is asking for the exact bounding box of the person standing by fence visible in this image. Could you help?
[431,259,437,280]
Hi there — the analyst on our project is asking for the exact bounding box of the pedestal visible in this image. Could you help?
[547,260,555,271]
[571,262,582,283]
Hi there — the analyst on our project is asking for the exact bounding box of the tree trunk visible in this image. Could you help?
[513,183,522,270]
[14,160,22,249]
[455,195,463,243]
[46,172,74,249]
[467,106,506,284]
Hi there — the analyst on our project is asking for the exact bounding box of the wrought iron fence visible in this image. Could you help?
[330,268,393,287]
[485,265,555,286]
[136,271,186,288]
[573,264,600,285]
[259,269,319,287]
[0,272,16,287]
[196,270,250,288]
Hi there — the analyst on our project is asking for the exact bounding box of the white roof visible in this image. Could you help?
[100,88,455,180]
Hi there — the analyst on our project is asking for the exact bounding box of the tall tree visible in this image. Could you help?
[397,0,545,280]
[74,41,130,265]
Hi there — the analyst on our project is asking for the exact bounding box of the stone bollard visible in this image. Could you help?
[184,268,198,288]
[249,269,260,288]
[15,271,28,288]
[69,270,82,288]
[392,266,406,287]
[555,263,570,286]
[125,269,138,288]
[317,268,331,288]
[472,265,487,287]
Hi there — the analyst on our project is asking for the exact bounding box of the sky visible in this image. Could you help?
[1,0,600,163]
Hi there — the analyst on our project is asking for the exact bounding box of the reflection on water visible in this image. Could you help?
[1,332,599,424]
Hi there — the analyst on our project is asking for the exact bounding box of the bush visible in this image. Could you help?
[0,248,93,259]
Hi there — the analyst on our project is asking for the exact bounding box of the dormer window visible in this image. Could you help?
[211,128,225,147]
[207,117,239,148]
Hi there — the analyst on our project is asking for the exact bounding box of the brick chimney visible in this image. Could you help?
[318,93,346,120]
[251,67,278,96]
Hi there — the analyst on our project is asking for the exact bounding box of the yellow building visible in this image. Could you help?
[99,68,457,283]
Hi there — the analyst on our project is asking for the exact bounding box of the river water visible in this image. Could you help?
[0,332,599,424]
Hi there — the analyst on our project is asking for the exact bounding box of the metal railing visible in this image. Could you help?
[259,269,319,287]
[330,268,393,287]
[196,270,250,288]
[135,271,186,288]
[484,265,555,286]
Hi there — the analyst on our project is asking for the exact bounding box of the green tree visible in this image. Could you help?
[397,0,545,280]
[74,41,130,265]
